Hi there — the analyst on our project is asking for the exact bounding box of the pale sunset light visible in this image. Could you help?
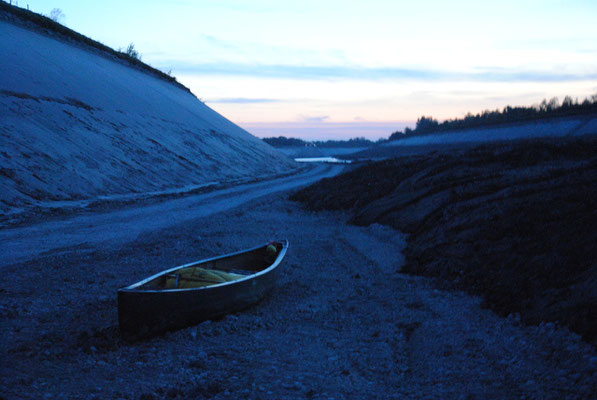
[22,0,597,139]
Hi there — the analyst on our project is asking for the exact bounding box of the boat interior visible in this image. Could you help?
[137,241,284,290]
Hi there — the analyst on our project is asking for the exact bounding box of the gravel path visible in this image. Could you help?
[0,163,343,268]
[1,191,596,399]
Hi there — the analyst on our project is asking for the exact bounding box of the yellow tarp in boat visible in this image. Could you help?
[164,267,244,289]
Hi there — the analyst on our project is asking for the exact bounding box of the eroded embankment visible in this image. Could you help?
[0,16,295,215]
[292,137,597,344]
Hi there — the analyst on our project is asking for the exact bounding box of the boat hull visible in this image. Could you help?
[118,240,287,340]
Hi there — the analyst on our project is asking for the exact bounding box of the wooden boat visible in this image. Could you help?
[118,240,288,340]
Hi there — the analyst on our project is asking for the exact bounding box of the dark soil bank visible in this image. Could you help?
[292,137,597,344]
[3,183,597,399]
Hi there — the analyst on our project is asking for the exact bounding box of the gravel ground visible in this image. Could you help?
[293,137,597,344]
[1,191,596,399]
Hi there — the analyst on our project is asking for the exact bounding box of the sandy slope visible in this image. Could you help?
[0,15,295,216]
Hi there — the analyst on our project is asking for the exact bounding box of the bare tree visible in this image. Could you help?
[49,8,65,24]
[125,43,141,60]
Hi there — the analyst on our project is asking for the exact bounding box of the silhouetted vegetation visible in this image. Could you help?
[389,94,597,141]
[314,137,376,148]
[266,94,597,147]
[263,136,375,148]
[48,8,64,23]
[263,137,309,147]
[123,43,141,61]
[0,1,189,93]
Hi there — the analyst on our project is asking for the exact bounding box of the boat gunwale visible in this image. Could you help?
[118,239,288,294]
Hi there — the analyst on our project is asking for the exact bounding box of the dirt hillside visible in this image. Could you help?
[0,10,294,216]
[292,137,597,344]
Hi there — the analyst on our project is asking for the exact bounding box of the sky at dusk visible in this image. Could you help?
[18,0,597,140]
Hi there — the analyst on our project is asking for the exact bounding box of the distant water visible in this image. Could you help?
[295,157,352,164]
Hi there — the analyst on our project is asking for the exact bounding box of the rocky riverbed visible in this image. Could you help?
[1,188,597,399]
[292,136,597,346]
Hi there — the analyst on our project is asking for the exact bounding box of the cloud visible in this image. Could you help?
[172,62,597,83]
[299,115,329,123]
[471,69,597,83]
[174,63,441,80]
[206,98,279,104]
[190,34,348,67]
[202,35,240,51]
